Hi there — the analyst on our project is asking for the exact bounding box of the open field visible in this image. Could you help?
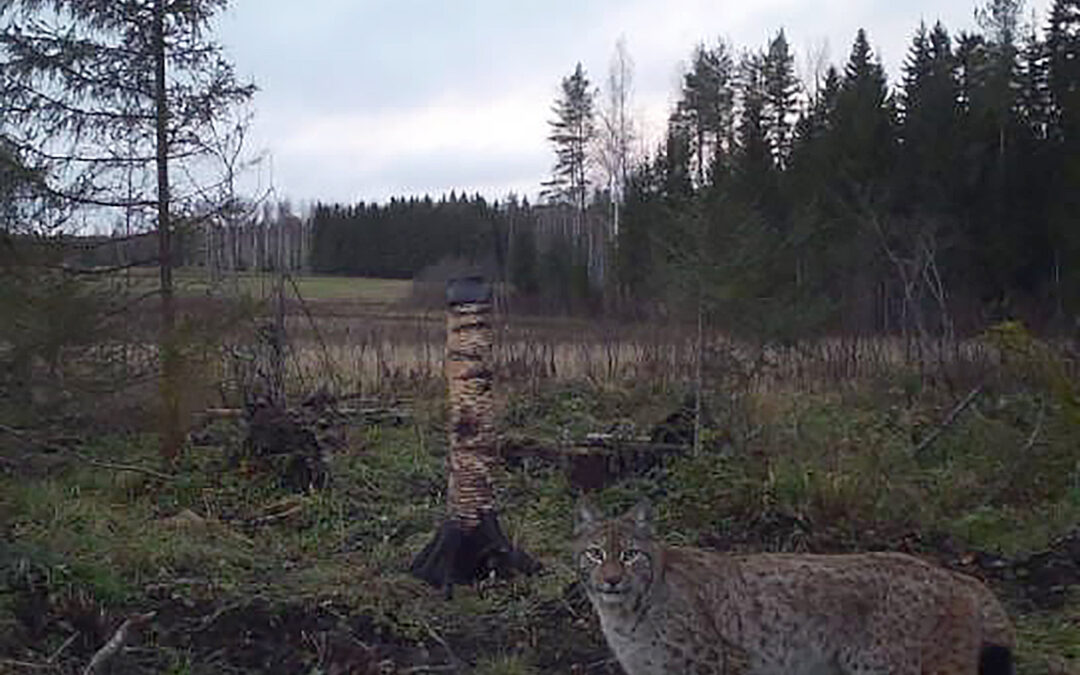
[2,279,1079,674]
[113,267,413,304]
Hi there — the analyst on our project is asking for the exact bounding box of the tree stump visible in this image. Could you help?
[410,276,539,595]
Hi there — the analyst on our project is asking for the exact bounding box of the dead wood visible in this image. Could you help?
[82,611,155,675]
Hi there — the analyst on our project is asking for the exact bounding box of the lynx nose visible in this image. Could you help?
[600,563,624,589]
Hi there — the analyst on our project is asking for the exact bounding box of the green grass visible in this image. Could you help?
[3,367,1079,672]
[287,275,411,302]
[473,654,540,675]
[1016,601,1080,672]
[114,267,412,303]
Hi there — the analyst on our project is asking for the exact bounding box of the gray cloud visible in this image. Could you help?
[217,0,1052,206]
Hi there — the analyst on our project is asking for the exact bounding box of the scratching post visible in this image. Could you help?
[410,275,538,595]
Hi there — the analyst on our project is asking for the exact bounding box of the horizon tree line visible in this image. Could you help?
[6,0,1079,341]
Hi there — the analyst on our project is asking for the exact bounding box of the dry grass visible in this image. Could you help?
[277,313,1009,402]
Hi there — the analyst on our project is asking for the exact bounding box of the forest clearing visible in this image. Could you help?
[4,0,1080,671]
[2,272,1079,674]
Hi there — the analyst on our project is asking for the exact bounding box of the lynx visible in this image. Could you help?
[573,500,1015,675]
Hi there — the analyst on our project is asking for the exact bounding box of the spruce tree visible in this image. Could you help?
[763,29,800,169]
[614,159,661,301]
[1046,0,1080,314]
[663,111,695,203]
[899,22,960,213]
[834,28,895,190]
[1017,24,1051,139]
[0,0,254,460]
[1048,0,1080,140]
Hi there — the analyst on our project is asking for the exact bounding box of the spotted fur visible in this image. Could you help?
[573,500,1015,675]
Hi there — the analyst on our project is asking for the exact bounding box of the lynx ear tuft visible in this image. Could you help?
[574,498,603,534]
[627,499,653,533]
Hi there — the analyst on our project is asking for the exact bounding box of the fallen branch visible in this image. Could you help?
[82,611,156,675]
[1021,403,1046,454]
[77,455,177,481]
[912,385,984,458]
[249,496,306,526]
[400,666,460,674]
[48,633,78,664]
[193,601,242,633]
[251,505,303,525]
[420,620,464,672]
[0,658,50,670]
[201,406,411,423]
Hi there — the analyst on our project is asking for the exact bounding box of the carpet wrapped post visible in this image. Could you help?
[410,275,539,596]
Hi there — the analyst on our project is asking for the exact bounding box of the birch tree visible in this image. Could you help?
[597,37,635,241]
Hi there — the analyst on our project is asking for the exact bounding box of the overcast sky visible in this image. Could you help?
[216,0,1051,207]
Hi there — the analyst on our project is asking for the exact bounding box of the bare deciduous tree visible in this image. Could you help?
[597,37,636,243]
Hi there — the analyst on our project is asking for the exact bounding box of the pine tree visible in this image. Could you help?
[543,63,595,216]
[678,41,735,187]
[734,52,774,200]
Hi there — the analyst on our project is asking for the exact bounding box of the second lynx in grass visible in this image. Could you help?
[573,500,1015,675]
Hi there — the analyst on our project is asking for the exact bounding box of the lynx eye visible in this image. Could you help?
[620,549,643,564]
[583,546,605,564]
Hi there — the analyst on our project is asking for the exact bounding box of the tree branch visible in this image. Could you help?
[912,385,984,458]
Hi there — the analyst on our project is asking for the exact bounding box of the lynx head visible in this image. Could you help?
[573,499,659,609]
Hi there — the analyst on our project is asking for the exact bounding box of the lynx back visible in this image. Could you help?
[572,500,1015,675]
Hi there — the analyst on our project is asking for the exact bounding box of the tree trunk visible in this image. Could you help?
[410,276,538,596]
[693,283,703,456]
[154,0,182,462]
[271,217,286,408]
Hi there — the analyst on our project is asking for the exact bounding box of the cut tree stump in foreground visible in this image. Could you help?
[410,276,538,596]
